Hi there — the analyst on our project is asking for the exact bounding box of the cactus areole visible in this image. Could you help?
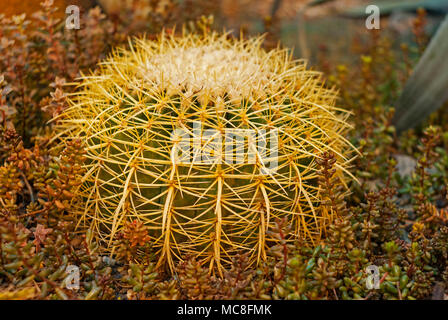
[56,31,356,274]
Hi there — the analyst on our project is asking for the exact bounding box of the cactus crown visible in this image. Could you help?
[57,31,355,274]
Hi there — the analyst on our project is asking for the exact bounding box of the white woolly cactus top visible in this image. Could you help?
[139,36,282,98]
[58,31,356,275]
[123,33,321,101]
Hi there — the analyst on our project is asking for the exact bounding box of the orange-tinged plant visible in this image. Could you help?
[56,31,356,274]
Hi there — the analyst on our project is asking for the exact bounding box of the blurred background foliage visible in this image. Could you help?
[2,1,446,65]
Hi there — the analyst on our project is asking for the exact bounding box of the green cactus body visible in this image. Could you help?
[57,32,355,274]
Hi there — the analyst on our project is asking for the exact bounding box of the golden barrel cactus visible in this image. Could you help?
[57,32,355,274]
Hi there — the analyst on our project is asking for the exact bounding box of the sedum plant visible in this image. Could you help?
[56,31,355,274]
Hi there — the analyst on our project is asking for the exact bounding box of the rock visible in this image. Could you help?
[395,154,417,178]
[102,256,116,266]
[431,282,445,300]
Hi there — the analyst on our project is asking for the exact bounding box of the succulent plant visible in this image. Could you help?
[56,31,355,274]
